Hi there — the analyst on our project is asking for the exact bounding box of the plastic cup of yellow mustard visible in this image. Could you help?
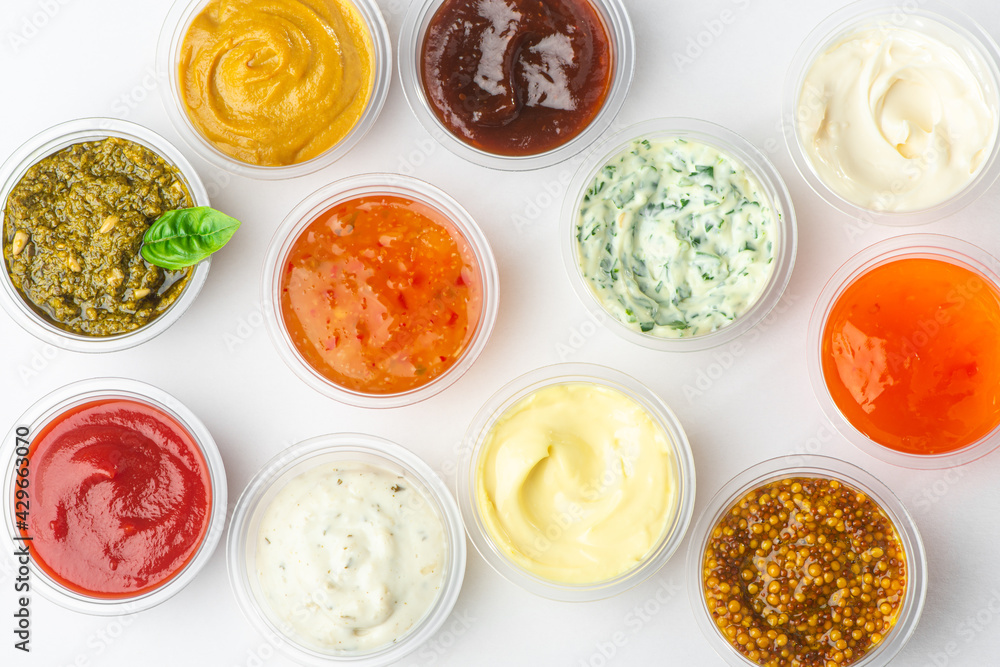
[157,0,392,179]
[784,0,1000,225]
[458,363,696,601]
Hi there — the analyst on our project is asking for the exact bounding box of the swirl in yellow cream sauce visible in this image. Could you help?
[180,0,374,166]
[475,383,678,584]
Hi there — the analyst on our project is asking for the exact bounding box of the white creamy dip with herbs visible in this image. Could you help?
[256,462,446,652]
[576,137,777,338]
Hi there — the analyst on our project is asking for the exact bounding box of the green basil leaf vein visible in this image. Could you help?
[141,207,241,270]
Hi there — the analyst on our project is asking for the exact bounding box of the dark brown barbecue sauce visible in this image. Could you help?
[420,0,613,156]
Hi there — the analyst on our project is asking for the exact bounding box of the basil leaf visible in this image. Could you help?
[141,207,241,270]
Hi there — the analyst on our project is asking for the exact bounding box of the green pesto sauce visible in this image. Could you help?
[3,137,194,336]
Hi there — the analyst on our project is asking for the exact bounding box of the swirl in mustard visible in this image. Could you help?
[180,0,374,166]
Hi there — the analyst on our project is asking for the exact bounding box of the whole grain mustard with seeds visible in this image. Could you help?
[701,477,907,667]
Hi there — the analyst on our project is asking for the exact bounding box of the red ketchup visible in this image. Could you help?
[24,399,211,597]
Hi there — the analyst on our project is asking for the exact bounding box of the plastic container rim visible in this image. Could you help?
[261,172,500,409]
[685,454,927,667]
[561,117,798,352]
[156,0,392,180]
[0,117,211,353]
[781,0,1000,225]
[0,377,228,616]
[807,233,1000,468]
[457,362,697,601]
[397,0,636,171]
[226,433,466,667]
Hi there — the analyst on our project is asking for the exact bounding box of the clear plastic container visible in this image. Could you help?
[687,455,926,667]
[458,363,696,601]
[227,433,466,667]
[783,0,1000,225]
[808,234,1000,468]
[0,118,211,353]
[262,173,499,408]
[562,118,797,352]
[0,378,227,616]
[398,0,635,171]
[157,0,392,179]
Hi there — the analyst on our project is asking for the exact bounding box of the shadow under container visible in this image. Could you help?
[227,434,467,667]
[562,118,797,352]
[809,234,1000,468]
[262,173,499,408]
[0,118,211,352]
[458,363,697,601]
[2,378,228,615]
[687,455,926,667]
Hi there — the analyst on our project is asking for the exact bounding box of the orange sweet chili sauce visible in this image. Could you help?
[279,194,483,395]
[821,257,1000,455]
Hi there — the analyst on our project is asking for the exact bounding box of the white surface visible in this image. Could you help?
[1,1,999,666]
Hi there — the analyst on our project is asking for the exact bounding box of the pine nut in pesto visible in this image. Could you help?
[3,137,195,336]
[575,137,777,338]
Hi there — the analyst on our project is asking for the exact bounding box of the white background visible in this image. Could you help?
[2,1,1000,666]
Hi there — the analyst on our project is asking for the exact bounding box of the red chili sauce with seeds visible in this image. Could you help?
[279,194,483,394]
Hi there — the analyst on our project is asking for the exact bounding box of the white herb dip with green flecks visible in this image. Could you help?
[576,137,777,338]
[256,462,446,652]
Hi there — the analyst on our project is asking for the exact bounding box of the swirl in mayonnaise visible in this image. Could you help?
[475,383,678,584]
[797,20,997,211]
